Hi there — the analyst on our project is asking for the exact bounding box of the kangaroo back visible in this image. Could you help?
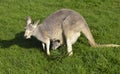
[40,9,72,40]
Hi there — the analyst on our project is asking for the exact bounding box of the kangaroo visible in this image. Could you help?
[51,39,61,50]
[24,9,120,56]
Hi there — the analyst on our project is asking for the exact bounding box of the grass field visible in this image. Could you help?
[0,0,120,74]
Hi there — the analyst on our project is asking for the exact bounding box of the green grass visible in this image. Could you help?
[0,0,120,74]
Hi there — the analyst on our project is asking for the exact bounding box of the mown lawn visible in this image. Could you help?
[0,0,120,74]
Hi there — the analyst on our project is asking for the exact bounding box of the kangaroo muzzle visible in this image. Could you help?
[24,31,31,39]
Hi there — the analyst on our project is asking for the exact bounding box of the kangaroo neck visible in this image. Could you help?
[32,26,38,36]
[32,25,47,43]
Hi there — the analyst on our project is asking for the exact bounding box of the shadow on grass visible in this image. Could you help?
[0,31,69,61]
[0,32,42,50]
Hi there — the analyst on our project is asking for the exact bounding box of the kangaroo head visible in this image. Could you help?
[51,39,61,50]
[24,16,39,39]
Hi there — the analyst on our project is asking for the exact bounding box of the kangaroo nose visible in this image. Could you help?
[24,34,27,38]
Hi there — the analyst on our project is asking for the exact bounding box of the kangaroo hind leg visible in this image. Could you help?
[65,32,80,56]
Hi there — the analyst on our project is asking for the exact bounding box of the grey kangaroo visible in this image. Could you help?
[24,9,120,56]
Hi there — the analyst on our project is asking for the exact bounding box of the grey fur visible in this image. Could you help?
[24,9,120,56]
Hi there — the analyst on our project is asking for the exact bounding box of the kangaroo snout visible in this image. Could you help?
[24,34,31,39]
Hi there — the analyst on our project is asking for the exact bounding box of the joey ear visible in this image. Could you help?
[26,16,32,25]
[56,40,60,43]
[34,20,40,26]
[52,39,60,43]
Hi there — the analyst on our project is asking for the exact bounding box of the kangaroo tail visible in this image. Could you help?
[81,23,120,48]
[94,44,120,47]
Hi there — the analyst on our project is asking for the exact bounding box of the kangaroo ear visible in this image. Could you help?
[34,20,40,26]
[26,16,32,25]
